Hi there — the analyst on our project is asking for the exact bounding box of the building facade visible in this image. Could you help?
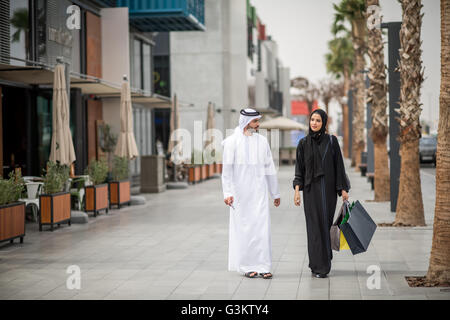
[162,0,291,158]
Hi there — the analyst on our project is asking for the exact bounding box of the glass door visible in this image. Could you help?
[36,94,52,173]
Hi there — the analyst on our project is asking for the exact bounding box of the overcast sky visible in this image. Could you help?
[254,0,441,131]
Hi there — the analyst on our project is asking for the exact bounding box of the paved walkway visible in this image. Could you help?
[0,160,448,300]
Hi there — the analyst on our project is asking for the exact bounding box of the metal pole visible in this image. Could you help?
[347,89,353,159]
[366,76,374,174]
[381,22,402,212]
[173,94,178,182]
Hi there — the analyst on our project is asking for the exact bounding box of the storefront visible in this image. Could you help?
[0,0,105,177]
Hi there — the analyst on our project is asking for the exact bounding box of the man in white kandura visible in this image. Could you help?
[221,108,281,279]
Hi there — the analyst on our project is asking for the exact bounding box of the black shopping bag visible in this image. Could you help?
[339,200,377,255]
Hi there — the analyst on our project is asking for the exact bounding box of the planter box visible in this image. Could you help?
[109,180,131,209]
[204,164,210,179]
[39,192,71,231]
[85,184,109,217]
[207,163,215,177]
[187,165,201,184]
[215,163,222,174]
[201,165,208,181]
[0,202,25,244]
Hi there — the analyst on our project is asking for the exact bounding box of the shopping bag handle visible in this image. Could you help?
[343,200,351,214]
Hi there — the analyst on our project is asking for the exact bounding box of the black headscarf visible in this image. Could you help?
[304,109,328,190]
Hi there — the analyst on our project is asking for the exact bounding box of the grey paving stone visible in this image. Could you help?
[130,196,147,206]
[0,161,443,300]
[71,211,89,224]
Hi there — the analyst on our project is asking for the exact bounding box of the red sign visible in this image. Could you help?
[291,100,319,115]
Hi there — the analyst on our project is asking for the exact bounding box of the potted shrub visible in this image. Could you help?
[187,150,202,184]
[99,123,118,182]
[39,162,71,232]
[0,171,25,244]
[84,159,109,217]
[186,165,201,184]
[109,156,131,209]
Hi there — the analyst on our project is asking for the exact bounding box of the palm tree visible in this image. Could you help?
[333,0,367,168]
[326,32,354,158]
[394,0,425,226]
[366,0,390,201]
[426,0,450,285]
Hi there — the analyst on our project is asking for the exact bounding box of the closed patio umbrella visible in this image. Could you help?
[49,64,76,165]
[115,78,139,160]
[166,94,187,188]
[167,94,181,162]
[204,102,216,155]
[259,116,308,131]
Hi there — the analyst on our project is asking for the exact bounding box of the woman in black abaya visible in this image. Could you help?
[293,109,350,278]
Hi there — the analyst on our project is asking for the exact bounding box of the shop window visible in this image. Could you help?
[131,37,152,93]
[143,42,151,93]
[132,39,142,89]
[9,0,30,64]
[36,95,52,172]
[154,55,170,97]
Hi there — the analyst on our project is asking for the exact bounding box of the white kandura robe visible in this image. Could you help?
[221,127,280,274]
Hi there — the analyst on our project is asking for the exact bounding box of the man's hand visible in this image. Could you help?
[224,196,234,207]
[274,198,280,207]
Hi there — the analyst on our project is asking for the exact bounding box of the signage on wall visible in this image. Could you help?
[66,5,80,30]
[48,5,80,46]
[48,27,72,47]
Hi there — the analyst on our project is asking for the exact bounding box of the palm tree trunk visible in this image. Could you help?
[342,68,351,158]
[373,140,390,200]
[395,139,425,225]
[426,0,450,286]
[367,0,390,201]
[350,18,366,169]
[395,0,425,226]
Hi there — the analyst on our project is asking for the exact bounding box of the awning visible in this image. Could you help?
[70,79,122,96]
[0,62,170,106]
[131,94,172,107]
[0,62,123,95]
[0,63,54,85]
[260,116,308,131]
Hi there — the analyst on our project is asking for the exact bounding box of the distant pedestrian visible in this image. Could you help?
[221,108,281,279]
[293,109,350,278]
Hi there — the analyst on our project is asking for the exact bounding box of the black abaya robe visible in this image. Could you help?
[293,134,350,275]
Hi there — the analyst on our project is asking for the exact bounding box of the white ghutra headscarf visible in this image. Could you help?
[238,108,262,133]
[221,108,267,167]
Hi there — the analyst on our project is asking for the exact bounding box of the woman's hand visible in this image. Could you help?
[294,191,301,206]
[342,190,349,202]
